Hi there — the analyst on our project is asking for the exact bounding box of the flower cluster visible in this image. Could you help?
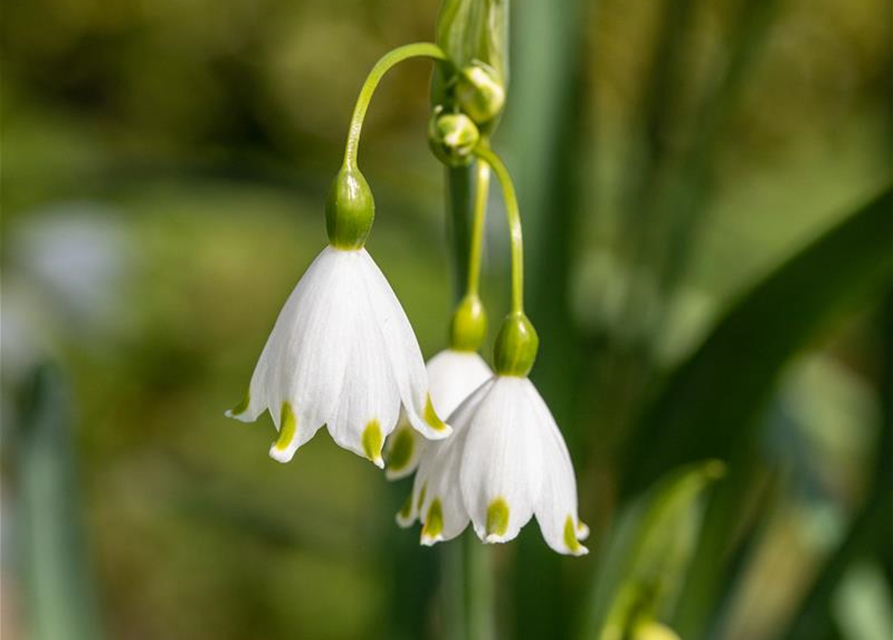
[226,41,587,555]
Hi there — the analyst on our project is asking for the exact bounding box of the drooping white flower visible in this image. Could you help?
[385,349,492,479]
[399,375,589,556]
[226,245,451,465]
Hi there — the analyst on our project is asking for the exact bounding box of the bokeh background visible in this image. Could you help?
[2,1,891,639]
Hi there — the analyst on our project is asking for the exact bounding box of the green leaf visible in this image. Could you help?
[619,186,893,638]
[580,461,726,640]
[621,186,893,495]
[15,365,105,640]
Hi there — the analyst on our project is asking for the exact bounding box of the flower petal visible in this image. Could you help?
[356,249,451,440]
[529,380,588,556]
[385,350,492,479]
[325,266,401,464]
[226,247,342,424]
[459,377,543,544]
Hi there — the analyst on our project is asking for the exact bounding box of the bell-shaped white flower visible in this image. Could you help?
[399,313,589,556]
[385,349,492,479]
[226,245,451,465]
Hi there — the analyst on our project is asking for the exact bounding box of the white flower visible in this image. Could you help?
[399,375,589,556]
[385,349,492,479]
[226,246,451,465]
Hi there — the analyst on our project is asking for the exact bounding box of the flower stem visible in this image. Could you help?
[466,159,490,297]
[472,146,524,314]
[343,42,448,169]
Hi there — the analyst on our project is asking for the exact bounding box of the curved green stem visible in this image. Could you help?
[343,42,448,169]
[466,160,490,297]
[473,146,524,314]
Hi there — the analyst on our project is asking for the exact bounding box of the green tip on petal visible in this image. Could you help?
[226,391,250,417]
[417,482,428,511]
[271,402,298,460]
[362,419,384,467]
[386,426,415,473]
[396,492,414,526]
[485,498,510,539]
[564,515,588,555]
[424,395,447,431]
[421,498,444,544]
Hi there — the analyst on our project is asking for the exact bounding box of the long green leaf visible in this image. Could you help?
[16,365,105,640]
[621,186,893,495]
[619,186,893,638]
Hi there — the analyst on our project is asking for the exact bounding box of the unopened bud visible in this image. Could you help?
[428,108,480,167]
[456,62,506,125]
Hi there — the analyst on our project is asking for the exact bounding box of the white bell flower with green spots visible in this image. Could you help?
[398,313,589,556]
[385,348,492,479]
[226,244,451,465]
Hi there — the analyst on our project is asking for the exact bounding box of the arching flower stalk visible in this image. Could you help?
[226,44,454,466]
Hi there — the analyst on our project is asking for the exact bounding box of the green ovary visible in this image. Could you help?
[486,498,510,537]
[274,403,297,452]
[362,419,384,462]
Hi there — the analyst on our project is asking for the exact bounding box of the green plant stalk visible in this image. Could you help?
[342,43,448,169]
[445,164,476,299]
[442,160,495,640]
[466,160,491,298]
[473,146,524,314]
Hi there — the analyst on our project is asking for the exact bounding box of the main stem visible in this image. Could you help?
[343,42,448,169]
[466,160,491,297]
[473,147,525,314]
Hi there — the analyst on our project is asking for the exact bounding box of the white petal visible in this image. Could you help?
[414,378,493,543]
[228,247,347,459]
[459,377,544,545]
[324,263,401,465]
[396,379,493,529]
[427,350,493,420]
[528,380,588,556]
[356,250,452,440]
[386,350,492,479]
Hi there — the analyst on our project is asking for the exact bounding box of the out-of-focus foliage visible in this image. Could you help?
[2,0,890,639]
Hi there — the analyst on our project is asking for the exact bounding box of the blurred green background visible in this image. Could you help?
[2,1,891,639]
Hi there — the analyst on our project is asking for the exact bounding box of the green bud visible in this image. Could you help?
[428,108,480,167]
[493,312,538,377]
[456,62,506,124]
[326,166,375,250]
[449,295,487,352]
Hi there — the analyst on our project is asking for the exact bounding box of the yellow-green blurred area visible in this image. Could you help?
[1,0,890,639]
